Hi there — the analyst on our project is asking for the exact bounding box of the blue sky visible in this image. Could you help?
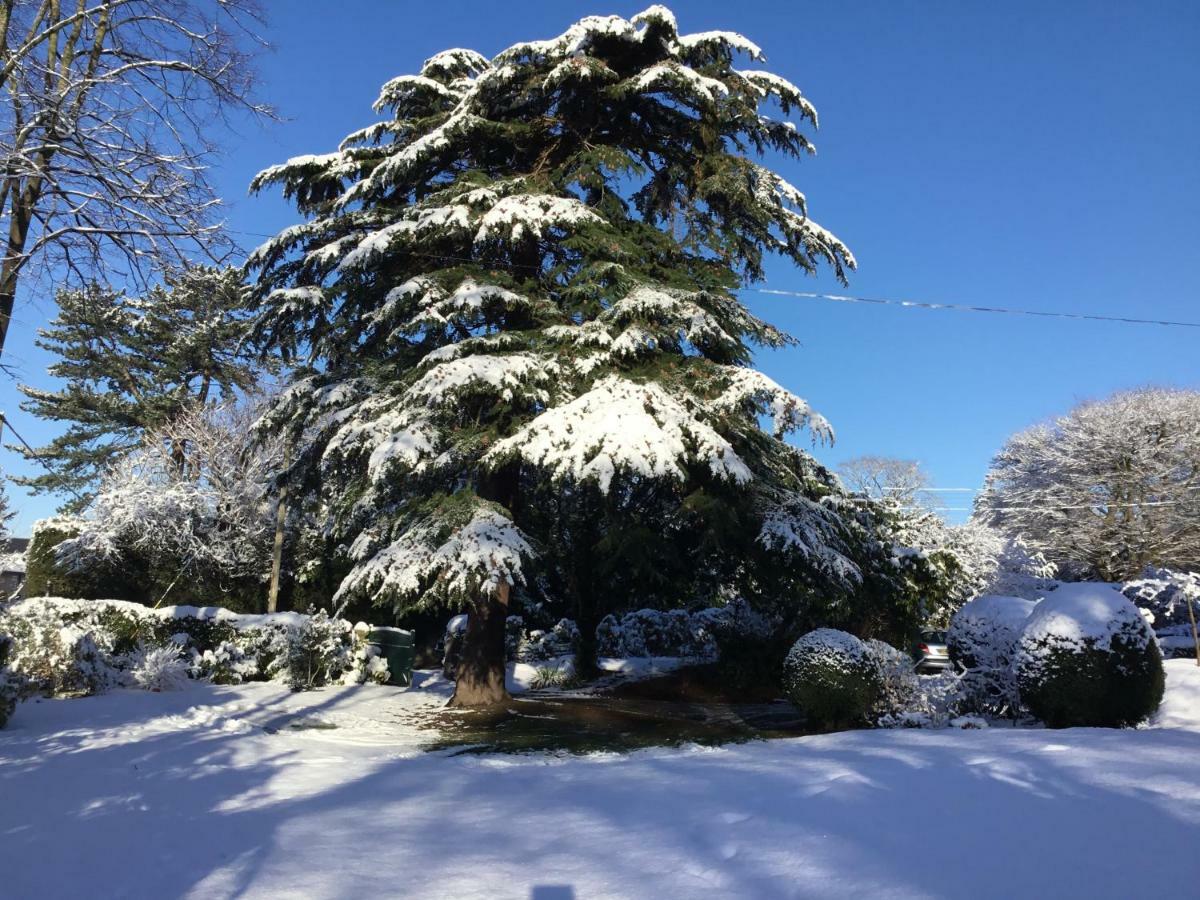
[2,0,1198,532]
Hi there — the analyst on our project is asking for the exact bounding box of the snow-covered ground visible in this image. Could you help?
[2,662,1199,899]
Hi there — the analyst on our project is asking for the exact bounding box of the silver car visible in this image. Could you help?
[913,630,952,674]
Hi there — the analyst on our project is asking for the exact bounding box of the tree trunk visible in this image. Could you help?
[450,580,511,707]
[267,479,287,614]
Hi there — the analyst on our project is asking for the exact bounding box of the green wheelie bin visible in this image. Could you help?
[367,627,415,687]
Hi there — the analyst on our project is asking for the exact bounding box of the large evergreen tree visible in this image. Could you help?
[16,266,261,508]
[250,6,918,705]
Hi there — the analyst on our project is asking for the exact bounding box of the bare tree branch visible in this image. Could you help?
[0,0,273,361]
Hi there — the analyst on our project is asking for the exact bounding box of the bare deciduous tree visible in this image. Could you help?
[837,455,931,507]
[0,0,271,361]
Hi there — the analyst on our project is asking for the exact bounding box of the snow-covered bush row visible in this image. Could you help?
[783,629,883,728]
[0,598,391,715]
[510,617,581,662]
[1013,583,1164,728]
[595,600,774,661]
[1122,567,1200,659]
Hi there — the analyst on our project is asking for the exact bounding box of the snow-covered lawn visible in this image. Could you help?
[3,664,1199,899]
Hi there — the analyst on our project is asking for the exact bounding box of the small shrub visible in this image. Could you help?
[783,629,883,729]
[1014,584,1165,728]
[528,661,582,690]
[865,638,920,718]
[283,609,355,692]
[131,646,190,691]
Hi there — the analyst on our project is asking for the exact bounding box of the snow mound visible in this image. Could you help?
[1020,583,1152,653]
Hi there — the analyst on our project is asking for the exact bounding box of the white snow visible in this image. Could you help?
[336,508,531,606]
[485,375,752,493]
[1021,582,1151,651]
[2,660,1199,898]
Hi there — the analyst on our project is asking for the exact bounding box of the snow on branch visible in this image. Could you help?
[405,353,560,407]
[758,495,863,585]
[336,506,532,607]
[708,367,833,442]
[484,375,752,493]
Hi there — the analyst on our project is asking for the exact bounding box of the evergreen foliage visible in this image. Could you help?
[248,7,931,701]
[1013,584,1165,728]
[783,628,883,728]
[23,518,139,601]
[15,266,262,510]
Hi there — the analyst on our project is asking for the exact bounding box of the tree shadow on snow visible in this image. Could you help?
[3,691,1200,898]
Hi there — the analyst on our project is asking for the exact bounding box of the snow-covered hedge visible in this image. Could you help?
[0,598,392,715]
[1013,584,1165,728]
[947,594,1036,716]
[783,629,883,728]
[1122,567,1200,659]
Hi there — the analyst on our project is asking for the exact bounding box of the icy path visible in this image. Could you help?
[2,663,1199,899]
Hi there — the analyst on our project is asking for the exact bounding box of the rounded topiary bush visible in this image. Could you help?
[784,628,883,729]
[1014,584,1164,728]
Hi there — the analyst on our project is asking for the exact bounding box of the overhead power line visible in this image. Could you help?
[227,227,1200,329]
[750,288,1200,329]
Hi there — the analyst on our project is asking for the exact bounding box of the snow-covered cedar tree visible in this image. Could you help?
[56,398,285,610]
[946,594,1035,716]
[978,387,1200,581]
[17,267,266,510]
[248,7,934,705]
[1122,567,1200,659]
[783,628,883,728]
[1013,584,1165,728]
[0,477,13,537]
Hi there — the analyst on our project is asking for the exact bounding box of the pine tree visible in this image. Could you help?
[15,266,262,509]
[249,7,915,705]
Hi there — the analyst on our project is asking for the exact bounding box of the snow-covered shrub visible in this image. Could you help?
[0,598,366,696]
[131,646,190,691]
[282,609,356,692]
[0,633,27,728]
[515,618,580,661]
[1122,568,1200,659]
[594,606,731,660]
[612,609,693,658]
[1014,584,1165,728]
[866,638,920,717]
[341,628,391,686]
[948,594,1035,716]
[0,601,120,696]
[189,640,260,685]
[783,629,883,729]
